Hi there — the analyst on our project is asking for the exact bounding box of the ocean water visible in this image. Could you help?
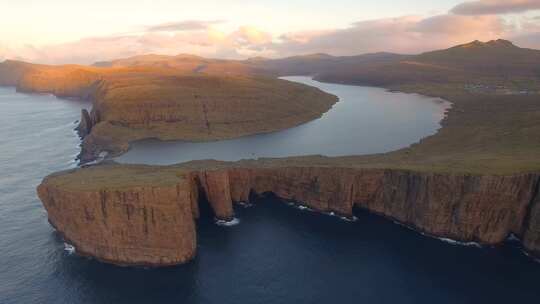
[1,84,539,304]
[117,76,451,165]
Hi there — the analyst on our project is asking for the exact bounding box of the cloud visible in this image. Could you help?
[272,14,512,56]
[230,26,273,46]
[2,13,538,64]
[451,0,540,15]
[146,20,225,32]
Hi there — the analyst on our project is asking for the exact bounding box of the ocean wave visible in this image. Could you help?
[63,242,76,255]
[215,217,240,227]
[236,201,254,208]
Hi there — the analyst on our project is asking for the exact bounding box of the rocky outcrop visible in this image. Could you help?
[37,167,197,267]
[37,164,540,267]
[76,109,95,138]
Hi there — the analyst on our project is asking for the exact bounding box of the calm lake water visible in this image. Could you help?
[1,84,539,304]
[117,76,451,165]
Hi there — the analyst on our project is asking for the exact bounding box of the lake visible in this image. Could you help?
[116,76,451,165]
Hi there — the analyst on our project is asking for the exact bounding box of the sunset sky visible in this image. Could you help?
[1,0,539,64]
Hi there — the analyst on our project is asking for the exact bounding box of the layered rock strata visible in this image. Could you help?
[37,164,540,267]
[37,167,197,266]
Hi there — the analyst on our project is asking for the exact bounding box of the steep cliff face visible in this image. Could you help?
[37,165,540,267]
[37,168,197,266]
[200,167,539,245]
[353,171,538,244]
[523,181,540,256]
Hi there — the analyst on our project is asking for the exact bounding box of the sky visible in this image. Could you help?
[0,0,539,64]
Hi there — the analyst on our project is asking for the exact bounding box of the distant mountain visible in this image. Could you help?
[247,52,407,77]
[415,39,540,76]
[23,39,533,88]
[93,53,262,76]
[306,39,540,86]
[88,39,540,85]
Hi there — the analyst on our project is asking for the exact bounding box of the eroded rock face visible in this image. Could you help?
[37,165,540,266]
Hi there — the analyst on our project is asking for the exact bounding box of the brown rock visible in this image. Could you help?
[193,170,234,221]
[37,166,197,266]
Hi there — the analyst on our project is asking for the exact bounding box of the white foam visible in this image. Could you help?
[391,219,482,248]
[285,201,357,222]
[437,237,482,248]
[297,205,312,211]
[340,216,358,222]
[215,217,240,227]
[236,201,254,208]
[82,151,108,167]
[64,242,76,255]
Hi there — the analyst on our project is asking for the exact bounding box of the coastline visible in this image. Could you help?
[23,72,540,266]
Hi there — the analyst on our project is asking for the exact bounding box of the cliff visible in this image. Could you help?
[37,166,197,266]
[37,164,540,267]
